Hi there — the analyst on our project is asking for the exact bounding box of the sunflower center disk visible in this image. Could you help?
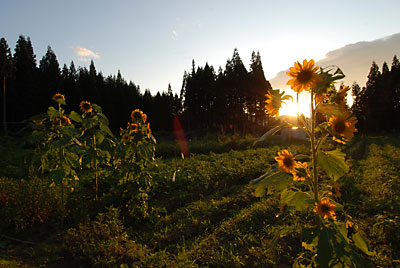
[283,157,294,168]
[297,70,312,84]
[334,121,346,133]
[321,204,329,213]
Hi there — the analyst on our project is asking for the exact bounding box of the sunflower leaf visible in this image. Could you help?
[69,111,82,123]
[316,149,349,181]
[318,103,341,116]
[250,170,292,197]
[281,189,313,211]
[352,231,375,256]
[253,121,288,145]
[95,130,105,144]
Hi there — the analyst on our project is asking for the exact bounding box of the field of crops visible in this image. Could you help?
[1,134,400,267]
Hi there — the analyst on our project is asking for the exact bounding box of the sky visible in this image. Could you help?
[1,0,400,102]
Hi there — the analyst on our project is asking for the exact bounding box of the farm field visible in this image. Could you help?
[0,134,400,267]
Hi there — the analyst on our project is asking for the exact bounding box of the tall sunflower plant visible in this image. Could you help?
[250,60,375,267]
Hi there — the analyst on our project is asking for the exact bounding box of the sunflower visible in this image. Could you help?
[315,93,325,104]
[287,59,321,93]
[130,109,147,122]
[146,122,151,136]
[337,86,350,101]
[129,123,138,133]
[80,101,93,113]
[292,162,309,182]
[336,86,350,112]
[265,90,281,116]
[122,134,131,142]
[328,112,358,144]
[60,116,71,126]
[52,93,65,101]
[275,150,298,173]
[314,199,336,220]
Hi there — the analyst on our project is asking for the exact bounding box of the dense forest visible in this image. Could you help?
[0,35,272,135]
[1,35,400,135]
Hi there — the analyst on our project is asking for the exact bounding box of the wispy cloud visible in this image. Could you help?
[172,30,178,41]
[73,46,100,62]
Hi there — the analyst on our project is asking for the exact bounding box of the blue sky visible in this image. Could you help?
[2,0,400,96]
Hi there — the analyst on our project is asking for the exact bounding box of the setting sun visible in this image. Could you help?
[278,90,311,117]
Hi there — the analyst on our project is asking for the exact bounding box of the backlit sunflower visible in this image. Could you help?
[275,150,298,173]
[328,112,358,144]
[60,116,71,126]
[292,162,309,182]
[129,123,138,133]
[122,134,131,142]
[146,122,151,136]
[80,101,93,113]
[287,59,321,93]
[131,109,147,122]
[314,199,336,220]
[315,94,325,104]
[52,93,65,101]
[336,86,350,112]
[265,90,281,116]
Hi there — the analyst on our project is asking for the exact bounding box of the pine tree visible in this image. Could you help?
[0,38,14,135]
[12,35,38,121]
[38,45,61,112]
[248,50,272,132]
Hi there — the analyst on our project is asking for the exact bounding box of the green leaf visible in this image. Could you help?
[249,167,278,185]
[69,111,83,123]
[281,189,313,211]
[294,154,310,162]
[352,231,375,256]
[316,149,349,181]
[100,123,114,137]
[62,126,80,137]
[318,103,341,116]
[253,121,288,145]
[250,170,292,197]
[95,130,105,144]
[47,106,59,119]
[92,103,102,113]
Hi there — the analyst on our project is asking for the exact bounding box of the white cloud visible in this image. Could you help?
[73,46,100,62]
[172,30,178,41]
[270,32,400,89]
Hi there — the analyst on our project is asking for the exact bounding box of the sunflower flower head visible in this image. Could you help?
[315,93,326,104]
[287,59,321,94]
[265,89,291,116]
[131,109,147,123]
[314,199,337,220]
[129,123,138,133]
[52,93,66,105]
[328,112,358,144]
[80,101,93,114]
[292,162,309,182]
[122,133,131,142]
[146,122,151,137]
[335,86,350,112]
[60,116,71,126]
[275,150,298,173]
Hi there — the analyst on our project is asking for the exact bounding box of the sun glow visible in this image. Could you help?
[279,89,311,117]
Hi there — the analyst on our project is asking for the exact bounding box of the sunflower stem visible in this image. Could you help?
[310,89,320,227]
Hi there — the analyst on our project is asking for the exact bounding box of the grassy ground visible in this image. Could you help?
[0,134,399,267]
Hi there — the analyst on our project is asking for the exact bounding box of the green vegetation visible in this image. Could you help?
[0,133,399,267]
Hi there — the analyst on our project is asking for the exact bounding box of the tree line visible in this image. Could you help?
[1,35,400,136]
[351,56,400,133]
[0,36,273,135]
